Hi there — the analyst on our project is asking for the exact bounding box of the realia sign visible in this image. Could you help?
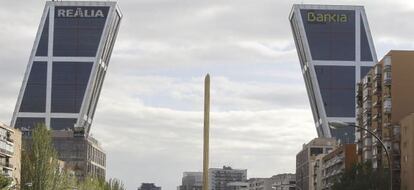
[56,7,106,18]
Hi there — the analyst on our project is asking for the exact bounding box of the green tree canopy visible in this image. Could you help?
[332,161,390,190]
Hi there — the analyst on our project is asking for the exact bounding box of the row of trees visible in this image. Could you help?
[19,124,126,190]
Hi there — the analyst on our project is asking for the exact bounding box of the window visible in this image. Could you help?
[360,16,373,61]
[36,11,49,56]
[15,117,45,129]
[51,118,77,130]
[51,62,93,113]
[315,66,356,117]
[361,66,372,79]
[20,62,47,112]
[53,6,109,57]
[310,147,323,156]
[301,9,355,61]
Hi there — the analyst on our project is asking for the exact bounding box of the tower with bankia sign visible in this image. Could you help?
[11,1,122,135]
[11,1,122,180]
[289,5,377,143]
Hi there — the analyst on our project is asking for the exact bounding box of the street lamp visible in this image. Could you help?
[329,121,392,190]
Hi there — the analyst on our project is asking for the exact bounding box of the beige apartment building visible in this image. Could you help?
[0,122,21,188]
[356,50,414,189]
[296,138,337,190]
[400,113,414,190]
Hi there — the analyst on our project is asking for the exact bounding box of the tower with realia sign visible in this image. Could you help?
[10,1,122,180]
[11,1,122,136]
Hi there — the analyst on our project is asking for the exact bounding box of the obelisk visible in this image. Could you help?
[203,74,210,190]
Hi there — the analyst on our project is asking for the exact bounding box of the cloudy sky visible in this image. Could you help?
[1,0,414,189]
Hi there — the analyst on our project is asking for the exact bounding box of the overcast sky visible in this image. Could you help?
[1,0,414,189]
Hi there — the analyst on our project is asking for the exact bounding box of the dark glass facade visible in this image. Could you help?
[36,12,49,56]
[315,66,356,117]
[51,62,93,113]
[15,117,45,129]
[13,2,121,136]
[301,9,355,61]
[19,62,47,112]
[361,66,372,79]
[51,118,77,130]
[53,6,109,57]
[360,16,373,61]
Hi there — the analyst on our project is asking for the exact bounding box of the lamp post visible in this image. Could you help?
[329,121,392,190]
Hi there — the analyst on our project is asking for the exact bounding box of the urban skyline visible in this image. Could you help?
[0,0,413,189]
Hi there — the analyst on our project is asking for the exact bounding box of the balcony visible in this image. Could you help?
[0,148,12,157]
[0,161,13,170]
[383,98,392,114]
[363,100,372,110]
[383,71,392,86]
[383,56,391,71]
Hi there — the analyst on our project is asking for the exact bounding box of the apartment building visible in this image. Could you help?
[400,113,414,190]
[296,138,337,190]
[178,172,202,190]
[249,178,273,190]
[321,144,357,189]
[0,122,21,188]
[209,166,247,190]
[271,173,296,190]
[356,50,414,189]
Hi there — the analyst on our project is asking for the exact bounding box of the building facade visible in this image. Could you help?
[249,178,272,190]
[11,1,122,135]
[138,183,161,190]
[271,173,296,190]
[290,5,377,143]
[400,113,414,190]
[209,166,247,190]
[321,144,357,189]
[0,122,21,189]
[179,172,202,190]
[51,131,106,180]
[296,138,336,190]
[356,51,414,189]
[10,1,121,181]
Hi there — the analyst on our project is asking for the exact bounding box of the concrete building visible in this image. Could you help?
[296,138,336,190]
[356,51,414,189]
[313,154,325,190]
[227,182,249,190]
[138,183,161,190]
[52,131,106,180]
[290,5,377,143]
[209,166,247,190]
[249,178,272,190]
[271,173,296,190]
[178,172,202,190]
[399,113,414,190]
[0,122,21,189]
[321,144,357,189]
[11,1,122,180]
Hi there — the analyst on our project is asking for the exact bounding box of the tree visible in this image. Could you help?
[0,174,11,189]
[106,178,126,190]
[21,123,127,190]
[21,124,75,190]
[331,161,390,190]
[78,177,126,190]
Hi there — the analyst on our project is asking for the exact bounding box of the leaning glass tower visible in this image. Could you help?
[290,5,377,143]
[11,1,122,135]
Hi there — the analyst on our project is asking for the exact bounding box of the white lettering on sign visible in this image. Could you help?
[57,8,105,18]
